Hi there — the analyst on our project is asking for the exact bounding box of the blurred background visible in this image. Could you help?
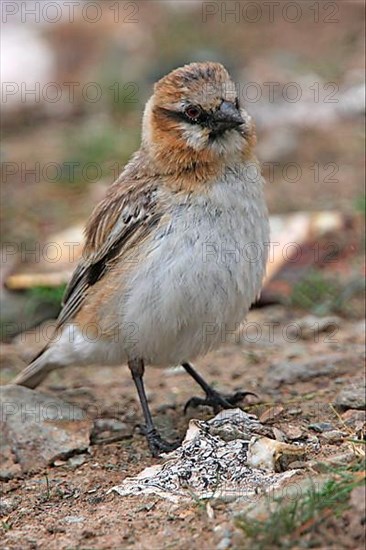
[1,0,365,337]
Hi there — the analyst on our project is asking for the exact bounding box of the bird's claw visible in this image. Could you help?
[184,390,257,415]
[140,426,180,457]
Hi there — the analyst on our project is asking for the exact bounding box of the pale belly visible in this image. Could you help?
[47,178,269,369]
[117,193,269,365]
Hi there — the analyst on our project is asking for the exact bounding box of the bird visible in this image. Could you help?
[13,62,270,456]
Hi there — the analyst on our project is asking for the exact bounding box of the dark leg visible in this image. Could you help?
[182,362,257,415]
[128,359,179,457]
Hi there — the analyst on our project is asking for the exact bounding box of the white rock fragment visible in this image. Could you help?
[109,409,304,502]
[247,436,306,473]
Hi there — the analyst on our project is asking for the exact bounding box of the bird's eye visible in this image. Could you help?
[184,105,201,120]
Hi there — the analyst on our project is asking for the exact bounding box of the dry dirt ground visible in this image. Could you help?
[1,305,365,549]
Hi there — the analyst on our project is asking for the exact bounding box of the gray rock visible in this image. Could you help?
[308,422,334,433]
[0,385,92,478]
[282,424,303,440]
[267,354,353,388]
[0,434,22,480]
[0,496,20,517]
[67,454,88,468]
[288,408,302,416]
[335,383,366,411]
[320,430,347,443]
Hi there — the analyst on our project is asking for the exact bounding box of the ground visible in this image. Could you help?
[1,305,364,549]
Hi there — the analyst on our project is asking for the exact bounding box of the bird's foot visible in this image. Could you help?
[141,426,180,457]
[184,389,257,415]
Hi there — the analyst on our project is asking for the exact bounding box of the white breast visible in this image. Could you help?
[121,164,269,366]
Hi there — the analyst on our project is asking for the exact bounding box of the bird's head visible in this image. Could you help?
[142,62,256,179]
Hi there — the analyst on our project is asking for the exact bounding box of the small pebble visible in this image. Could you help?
[63,515,85,524]
[321,430,346,443]
[288,408,302,416]
[335,384,366,411]
[68,454,87,468]
[283,424,303,440]
[308,422,334,433]
[259,405,284,424]
[0,496,19,516]
[53,459,67,467]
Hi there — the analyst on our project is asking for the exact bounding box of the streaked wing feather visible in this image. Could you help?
[57,181,159,328]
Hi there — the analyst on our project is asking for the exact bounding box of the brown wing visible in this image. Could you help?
[57,177,160,328]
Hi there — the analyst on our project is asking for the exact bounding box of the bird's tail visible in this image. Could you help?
[12,348,57,389]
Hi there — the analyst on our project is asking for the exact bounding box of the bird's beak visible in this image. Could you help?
[212,101,244,132]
